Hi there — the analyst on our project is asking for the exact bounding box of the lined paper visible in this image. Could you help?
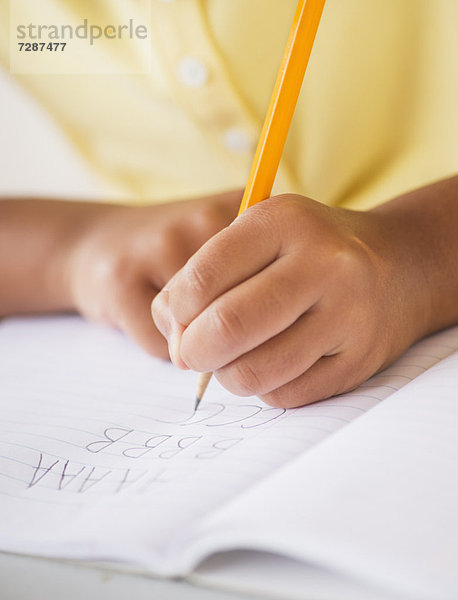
[188,349,458,598]
[0,316,457,571]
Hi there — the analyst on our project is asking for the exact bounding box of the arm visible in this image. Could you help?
[0,192,240,355]
[152,175,458,407]
[0,200,105,315]
[370,176,458,336]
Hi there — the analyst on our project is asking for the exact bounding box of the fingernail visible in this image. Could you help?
[168,323,188,370]
[151,290,170,338]
[168,328,180,365]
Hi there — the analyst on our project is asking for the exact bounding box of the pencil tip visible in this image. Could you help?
[194,396,201,412]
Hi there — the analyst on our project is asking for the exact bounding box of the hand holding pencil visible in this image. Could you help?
[151,1,458,409]
[153,0,327,407]
[190,0,327,409]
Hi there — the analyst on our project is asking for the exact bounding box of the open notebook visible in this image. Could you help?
[1,316,457,599]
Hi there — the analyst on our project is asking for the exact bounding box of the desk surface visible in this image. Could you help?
[1,552,257,600]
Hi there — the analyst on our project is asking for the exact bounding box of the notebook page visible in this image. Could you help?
[184,350,458,599]
[0,316,457,573]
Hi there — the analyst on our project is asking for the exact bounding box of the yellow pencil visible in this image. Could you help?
[195,0,326,410]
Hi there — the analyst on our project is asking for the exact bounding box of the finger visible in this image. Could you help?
[142,193,242,289]
[151,288,171,338]
[150,290,188,368]
[114,280,169,359]
[214,307,342,397]
[164,200,283,327]
[259,352,370,408]
[179,253,325,372]
[145,226,197,289]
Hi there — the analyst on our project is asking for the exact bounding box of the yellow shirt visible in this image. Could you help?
[1,0,457,208]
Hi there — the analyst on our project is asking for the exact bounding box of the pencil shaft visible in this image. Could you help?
[238,0,326,215]
[194,0,326,405]
[195,372,212,411]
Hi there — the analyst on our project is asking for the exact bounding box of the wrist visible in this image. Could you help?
[369,176,458,340]
[0,200,115,316]
[369,209,433,344]
[62,202,124,312]
[33,201,120,314]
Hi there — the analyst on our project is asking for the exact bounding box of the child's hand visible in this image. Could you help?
[69,191,240,357]
[152,179,458,407]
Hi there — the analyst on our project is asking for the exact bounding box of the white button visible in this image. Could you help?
[177,57,209,88]
[223,128,253,152]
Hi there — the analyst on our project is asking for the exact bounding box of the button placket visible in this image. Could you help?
[176,56,209,88]
[223,127,254,153]
[150,0,298,191]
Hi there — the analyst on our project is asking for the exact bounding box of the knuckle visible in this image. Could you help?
[249,195,306,245]
[168,256,218,327]
[331,242,359,270]
[239,200,276,233]
[328,231,374,277]
[182,259,211,297]
[210,302,244,347]
[268,194,305,221]
[234,361,262,396]
[218,360,262,397]
[261,387,296,409]
[332,244,374,293]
